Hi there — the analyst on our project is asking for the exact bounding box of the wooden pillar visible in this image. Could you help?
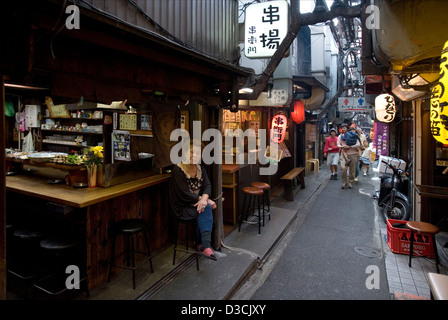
[0,75,6,300]
[212,106,223,250]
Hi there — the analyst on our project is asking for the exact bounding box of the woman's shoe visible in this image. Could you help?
[200,247,217,261]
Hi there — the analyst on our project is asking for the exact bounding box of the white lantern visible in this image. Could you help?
[375,93,396,123]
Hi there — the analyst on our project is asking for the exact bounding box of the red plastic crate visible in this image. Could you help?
[386,219,435,258]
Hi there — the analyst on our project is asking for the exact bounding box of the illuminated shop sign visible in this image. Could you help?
[375,93,396,123]
[430,40,448,144]
[270,114,287,143]
[244,0,289,58]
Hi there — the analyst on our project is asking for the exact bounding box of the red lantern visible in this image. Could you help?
[270,114,288,143]
[291,100,305,124]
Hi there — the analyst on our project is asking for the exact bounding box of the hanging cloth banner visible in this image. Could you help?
[430,40,448,144]
[374,121,389,159]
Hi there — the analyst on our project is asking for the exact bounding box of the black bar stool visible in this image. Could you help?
[406,221,440,273]
[172,216,200,271]
[7,227,45,299]
[251,181,271,221]
[108,218,154,289]
[239,186,264,234]
[34,236,90,298]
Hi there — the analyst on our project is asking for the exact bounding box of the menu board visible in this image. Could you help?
[119,114,137,130]
[47,103,70,118]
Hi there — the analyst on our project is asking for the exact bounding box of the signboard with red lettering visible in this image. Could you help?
[270,114,287,143]
[244,1,289,58]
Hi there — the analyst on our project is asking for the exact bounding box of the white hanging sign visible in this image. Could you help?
[338,97,373,112]
[375,93,396,123]
[244,1,289,59]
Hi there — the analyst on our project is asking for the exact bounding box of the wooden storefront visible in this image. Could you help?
[0,0,251,297]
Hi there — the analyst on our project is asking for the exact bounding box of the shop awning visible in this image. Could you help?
[293,76,329,111]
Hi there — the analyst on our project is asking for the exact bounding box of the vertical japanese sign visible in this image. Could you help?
[270,114,287,143]
[430,40,448,144]
[245,1,289,59]
[374,122,389,158]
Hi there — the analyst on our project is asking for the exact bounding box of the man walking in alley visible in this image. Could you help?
[337,123,360,189]
[324,128,340,180]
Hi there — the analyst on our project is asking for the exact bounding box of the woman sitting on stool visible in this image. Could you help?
[169,143,217,261]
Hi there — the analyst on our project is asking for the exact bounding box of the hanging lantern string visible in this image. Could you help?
[381,74,387,94]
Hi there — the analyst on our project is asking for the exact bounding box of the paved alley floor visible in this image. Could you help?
[246,163,448,300]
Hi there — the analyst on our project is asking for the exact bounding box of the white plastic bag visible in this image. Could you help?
[22,131,35,152]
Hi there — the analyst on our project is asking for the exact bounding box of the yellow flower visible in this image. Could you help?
[92,146,104,158]
[84,145,104,166]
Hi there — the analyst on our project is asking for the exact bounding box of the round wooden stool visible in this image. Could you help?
[406,221,440,273]
[251,182,271,221]
[239,186,264,234]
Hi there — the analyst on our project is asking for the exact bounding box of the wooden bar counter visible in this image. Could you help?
[6,174,170,208]
[6,173,171,290]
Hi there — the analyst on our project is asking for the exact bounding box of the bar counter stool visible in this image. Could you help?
[406,221,440,273]
[108,218,154,289]
[34,236,90,297]
[172,216,200,271]
[7,227,45,298]
[251,182,271,222]
[239,186,264,234]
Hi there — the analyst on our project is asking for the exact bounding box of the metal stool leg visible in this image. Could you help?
[173,221,179,265]
[432,234,440,273]
[409,231,414,267]
[143,228,153,273]
[239,194,248,232]
[264,190,270,221]
[257,195,262,234]
[130,234,136,289]
[185,223,189,251]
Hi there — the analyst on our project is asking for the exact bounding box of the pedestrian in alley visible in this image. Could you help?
[324,128,339,180]
[340,126,361,164]
[360,140,374,176]
[337,123,361,189]
[354,127,367,182]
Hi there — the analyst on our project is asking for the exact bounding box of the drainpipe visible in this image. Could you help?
[238,0,362,101]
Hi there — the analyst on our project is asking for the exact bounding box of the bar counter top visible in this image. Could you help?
[6,173,171,208]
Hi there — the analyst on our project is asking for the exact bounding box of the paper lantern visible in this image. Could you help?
[430,40,448,144]
[375,93,396,123]
[291,100,305,124]
[270,114,287,143]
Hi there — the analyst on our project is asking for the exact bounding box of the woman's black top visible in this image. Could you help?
[169,164,212,220]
